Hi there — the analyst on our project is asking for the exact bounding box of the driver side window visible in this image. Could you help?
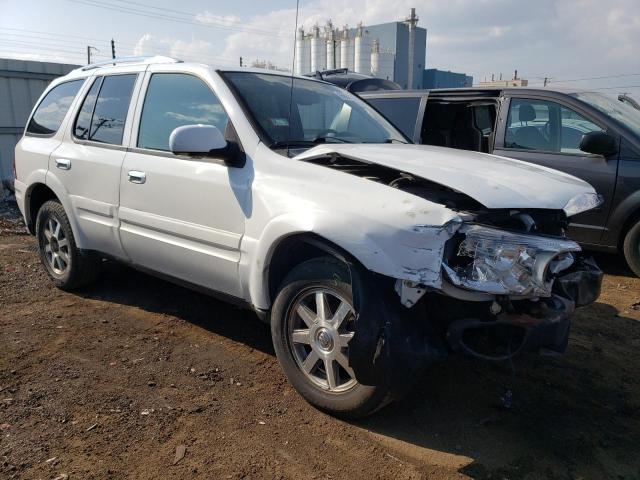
[505,98,603,153]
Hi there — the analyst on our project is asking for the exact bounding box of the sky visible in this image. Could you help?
[1,0,639,97]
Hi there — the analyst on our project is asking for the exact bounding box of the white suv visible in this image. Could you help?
[14,56,603,418]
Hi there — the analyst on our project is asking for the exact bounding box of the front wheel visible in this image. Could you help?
[623,220,640,277]
[271,257,392,418]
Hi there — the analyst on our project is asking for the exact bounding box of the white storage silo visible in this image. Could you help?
[371,39,395,80]
[354,23,371,74]
[339,26,354,71]
[295,28,311,75]
[325,22,335,70]
[310,25,326,73]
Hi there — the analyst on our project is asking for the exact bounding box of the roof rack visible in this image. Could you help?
[79,55,182,71]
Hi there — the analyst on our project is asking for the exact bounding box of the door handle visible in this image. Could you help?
[55,159,71,170]
[128,170,146,184]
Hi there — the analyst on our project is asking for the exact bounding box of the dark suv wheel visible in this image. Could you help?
[271,256,392,418]
[623,220,640,277]
[35,200,102,290]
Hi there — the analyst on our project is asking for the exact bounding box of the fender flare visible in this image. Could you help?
[603,189,640,246]
[41,171,88,249]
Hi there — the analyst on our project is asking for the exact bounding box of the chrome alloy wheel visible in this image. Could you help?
[42,217,70,275]
[288,288,357,392]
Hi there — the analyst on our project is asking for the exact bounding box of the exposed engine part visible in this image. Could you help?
[439,279,493,302]
[511,212,536,232]
[303,154,484,211]
[395,279,428,308]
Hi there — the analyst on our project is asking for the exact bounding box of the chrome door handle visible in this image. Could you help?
[128,170,146,184]
[55,159,71,170]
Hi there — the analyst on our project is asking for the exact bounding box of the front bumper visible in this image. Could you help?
[447,256,603,357]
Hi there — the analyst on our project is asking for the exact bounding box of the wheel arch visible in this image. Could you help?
[266,232,362,304]
[605,191,640,250]
[26,174,87,249]
[25,182,58,234]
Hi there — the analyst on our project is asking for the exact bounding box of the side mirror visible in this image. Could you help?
[169,124,227,156]
[579,131,617,157]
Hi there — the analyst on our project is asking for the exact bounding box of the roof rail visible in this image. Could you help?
[79,55,182,71]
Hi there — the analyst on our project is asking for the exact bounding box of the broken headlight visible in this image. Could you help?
[443,224,581,296]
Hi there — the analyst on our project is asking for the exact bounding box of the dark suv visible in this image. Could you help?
[358,88,640,276]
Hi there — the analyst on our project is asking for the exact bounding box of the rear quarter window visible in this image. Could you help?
[365,96,421,139]
[26,79,84,135]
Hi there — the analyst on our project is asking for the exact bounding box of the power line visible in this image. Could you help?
[551,73,640,84]
[108,0,283,35]
[66,0,289,38]
[585,84,640,91]
[0,30,243,64]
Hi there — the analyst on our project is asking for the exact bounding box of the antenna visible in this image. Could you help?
[286,0,300,158]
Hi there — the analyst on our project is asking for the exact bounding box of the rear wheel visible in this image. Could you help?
[271,257,392,418]
[36,200,101,290]
[623,220,640,277]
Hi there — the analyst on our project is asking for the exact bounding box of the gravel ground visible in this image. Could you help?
[1,200,639,479]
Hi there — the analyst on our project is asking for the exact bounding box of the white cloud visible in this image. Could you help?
[132,34,236,66]
[194,12,243,28]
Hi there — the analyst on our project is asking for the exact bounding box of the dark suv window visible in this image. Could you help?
[365,97,421,139]
[505,98,603,153]
[137,73,229,151]
[27,80,84,135]
[73,74,137,145]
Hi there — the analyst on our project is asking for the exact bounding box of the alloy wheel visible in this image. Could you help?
[287,288,357,393]
[42,217,70,275]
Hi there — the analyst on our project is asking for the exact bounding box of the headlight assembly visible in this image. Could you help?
[443,224,581,296]
[563,193,603,217]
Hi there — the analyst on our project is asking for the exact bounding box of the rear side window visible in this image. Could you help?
[27,80,84,135]
[366,97,421,139]
[137,73,228,151]
[73,74,137,145]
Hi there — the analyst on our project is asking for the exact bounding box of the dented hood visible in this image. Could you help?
[294,144,596,210]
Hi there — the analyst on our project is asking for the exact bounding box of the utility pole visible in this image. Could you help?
[86,45,98,64]
[111,39,116,60]
[239,56,243,67]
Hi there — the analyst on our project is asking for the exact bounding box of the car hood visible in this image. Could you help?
[294,143,596,210]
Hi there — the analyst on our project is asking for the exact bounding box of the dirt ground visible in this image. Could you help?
[1,201,639,480]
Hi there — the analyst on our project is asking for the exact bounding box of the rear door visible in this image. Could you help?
[493,95,618,245]
[118,69,247,297]
[49,70,142,258]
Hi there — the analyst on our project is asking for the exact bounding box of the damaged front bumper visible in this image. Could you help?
[349,252,602,391]
[447,256,603,358]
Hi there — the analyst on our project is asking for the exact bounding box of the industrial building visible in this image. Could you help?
[295,8,427,89]
[479,71,529,87]
[0,58,79,197]
[423,69,473,89]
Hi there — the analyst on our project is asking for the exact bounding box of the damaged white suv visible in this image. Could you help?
[14,57,603,418]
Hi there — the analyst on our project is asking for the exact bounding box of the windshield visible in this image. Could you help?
[222,72,407,148]
[571,92,640,138]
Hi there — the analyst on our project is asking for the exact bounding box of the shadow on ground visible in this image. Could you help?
[76,261,640,479]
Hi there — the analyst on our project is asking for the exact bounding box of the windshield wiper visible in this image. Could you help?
[311,136,352,144]
[269,140,316,149]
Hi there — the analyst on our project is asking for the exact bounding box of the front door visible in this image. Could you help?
[118,71,248,297]
[493,96,618,245]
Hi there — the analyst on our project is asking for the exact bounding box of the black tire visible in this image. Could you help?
[35,200,101,290]
[623,220,640,277]
[271,256,392,419]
